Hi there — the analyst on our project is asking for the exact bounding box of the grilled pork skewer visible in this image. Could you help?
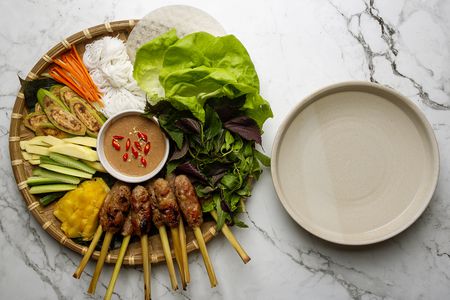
[147,179,180,290]
[88,182,131,294]
[165,174,189,287]
[130,185,153,300]
[174,175,217,287]
[104,214,133,300]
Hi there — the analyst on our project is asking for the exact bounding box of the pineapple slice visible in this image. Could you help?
[54,178,109,241]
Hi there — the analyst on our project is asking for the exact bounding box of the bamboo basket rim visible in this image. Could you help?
[8,19,217,265]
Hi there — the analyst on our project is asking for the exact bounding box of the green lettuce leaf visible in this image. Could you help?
[133,29,179,101]
[134,30,272,128]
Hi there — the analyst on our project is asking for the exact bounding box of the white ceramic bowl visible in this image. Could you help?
[271,81,439,245]
[97,109,170,183]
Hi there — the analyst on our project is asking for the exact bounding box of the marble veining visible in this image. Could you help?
[1,0,450,299]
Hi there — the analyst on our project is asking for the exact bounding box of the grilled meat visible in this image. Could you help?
[130,185,152,236]
[121,214,134,236]
[174,175,203,228]
[146,179,180,228]
[99,182,131,234]
[146,181,165,228]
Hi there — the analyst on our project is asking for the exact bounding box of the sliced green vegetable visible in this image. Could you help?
[39,192,66,206]
[39,156,64,166]
[41,135,65,146]
[62,136,97,148]
[28,159,41,165]
[26,177,65,186]
[24,144,50,156]
[82,160,106,173]
[49,153,96,174]
[48,143,98,161]
[32,168,80,185]
[39,164,93,179]
[29,184,77,194]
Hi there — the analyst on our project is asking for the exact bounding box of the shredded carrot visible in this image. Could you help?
[49,47,103,106]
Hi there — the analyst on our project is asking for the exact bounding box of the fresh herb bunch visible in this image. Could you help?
[135,29,273,229]
[145,97,270,229]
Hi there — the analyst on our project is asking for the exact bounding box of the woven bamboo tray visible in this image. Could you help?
[8,20,217,265]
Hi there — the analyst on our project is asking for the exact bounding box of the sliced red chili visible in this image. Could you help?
[137,131,148,142]
[143,142,151,155]
[113,135,124,140]
[131,146,139,158]
[122,152,129,161]
[125,138,131,151]
[112,139,120,151]
[141,157,147,167]
[134,141,142,151]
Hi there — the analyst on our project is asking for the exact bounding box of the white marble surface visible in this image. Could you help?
[1,0,450,299]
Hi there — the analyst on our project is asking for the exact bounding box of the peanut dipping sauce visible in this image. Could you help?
[103,115,166,177]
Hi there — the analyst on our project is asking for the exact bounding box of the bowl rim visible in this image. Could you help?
[97,109,170,183]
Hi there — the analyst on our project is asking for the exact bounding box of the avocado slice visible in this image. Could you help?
[37,89,86,136]
[69,97,104,137]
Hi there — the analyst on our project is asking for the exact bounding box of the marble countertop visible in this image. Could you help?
[1,0,449,299]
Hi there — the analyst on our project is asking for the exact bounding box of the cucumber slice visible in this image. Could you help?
[49,153,96,174]
[39,164,93,179]
[39,156,64,166]
[26,176,65,186]
[39,192,65,206]
[32,168,81,185]
[29,184,77,194]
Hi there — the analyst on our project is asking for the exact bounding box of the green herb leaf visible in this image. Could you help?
[214,194,226,230]
[254,149,271,167]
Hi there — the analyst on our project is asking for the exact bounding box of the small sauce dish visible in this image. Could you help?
[97,109,170,183]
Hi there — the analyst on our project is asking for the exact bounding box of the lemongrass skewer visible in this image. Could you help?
[104,235,131,300]
[73,225,103,278]
[210,210,251,263]
[179,219,190,283]
[170,227,186,289]
[193,227,217,287]
[159,226,178,290]
[88,231,114,294]
[141,234,151,300]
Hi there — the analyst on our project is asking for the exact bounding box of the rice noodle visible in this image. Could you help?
[83,36,146,117]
